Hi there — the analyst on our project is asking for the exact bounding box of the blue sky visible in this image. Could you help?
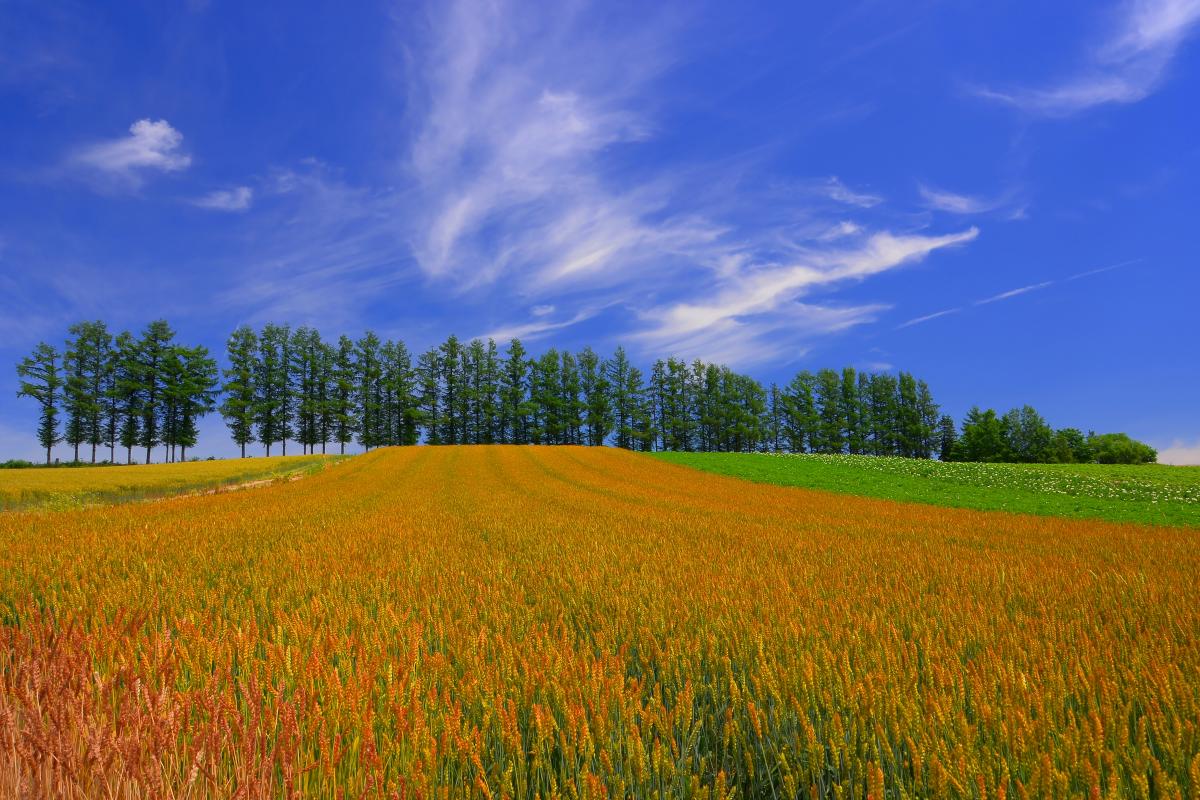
[1,0,1198,462]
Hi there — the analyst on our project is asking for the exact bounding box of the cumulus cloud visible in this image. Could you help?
[1157,439,1200,465]
[977,0,1200,115]
[72,119,191,187]
[193,185,253,211]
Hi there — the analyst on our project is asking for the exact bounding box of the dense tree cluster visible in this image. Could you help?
[940,405,1157,464]
[14,321,1157,465]
[15,321,217,465]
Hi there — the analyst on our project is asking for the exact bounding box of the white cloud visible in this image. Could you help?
[823,176,883,208]
[897,307,961,329]
[918,184,1009,215]
[193,185,253,211]
[974,281,1055,305]
[977,0,1200,115]
[482,307,600,343]
[530,304,555,317]
[635,228,978,362]
[72,119,191,186]
[1157,439,1200,465]
[816,221,863,240]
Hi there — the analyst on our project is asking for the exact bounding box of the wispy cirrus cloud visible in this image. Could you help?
[822,176,883,208]
[394,0,980,363]
[918,183,1014,215]
[976,0,1200,115]
[637,228,978,363]
[71,119,191,188]
[193,185,253,212]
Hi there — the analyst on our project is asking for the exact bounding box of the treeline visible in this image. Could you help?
[943,406,1157,464]
[14,320,1157,465]
[14,321,946,463]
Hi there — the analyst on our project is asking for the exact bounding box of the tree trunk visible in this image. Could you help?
[181,445,186,461]
[145,445,152,465]
[266,442,271,457]
[282,440,287,456]
[322,441,326,455]
[45,445,51,466]
[91,443,96,464]
[73,443,79,463]
[240,442,246,458]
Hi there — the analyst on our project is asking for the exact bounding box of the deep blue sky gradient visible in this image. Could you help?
[1,0,1197,461]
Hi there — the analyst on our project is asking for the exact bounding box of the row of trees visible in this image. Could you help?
[220,328,947,458]
[15,321,1156,465]
[16,321,217,465]
[944,405,1157,464]
[14,323,948,463]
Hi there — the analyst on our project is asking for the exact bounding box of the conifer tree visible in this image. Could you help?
[16,342,62,465]
[331,335,357,454]
[136,320,177,464]
[220,326,258,458]
[500,339,529,444]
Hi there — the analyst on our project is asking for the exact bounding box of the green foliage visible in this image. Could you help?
[1089,432,1157,464]
[652,451,1200,527]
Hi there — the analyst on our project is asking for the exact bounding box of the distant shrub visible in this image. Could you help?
[1089,432,1157,464]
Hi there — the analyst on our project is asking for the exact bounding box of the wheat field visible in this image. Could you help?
[0,455,338,511]
[1,446,1197,798]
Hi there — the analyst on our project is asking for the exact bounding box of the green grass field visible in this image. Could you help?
[0,454,343,511]
[650,451,1200,527]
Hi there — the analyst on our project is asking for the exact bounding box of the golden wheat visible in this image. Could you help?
[0,446,1196,798]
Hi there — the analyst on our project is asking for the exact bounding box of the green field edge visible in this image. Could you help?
[0,455,350,512]
[645,451,1200,529]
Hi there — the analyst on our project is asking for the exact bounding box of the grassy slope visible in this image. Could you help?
[649,451,1200,527]
[0,454,344,511]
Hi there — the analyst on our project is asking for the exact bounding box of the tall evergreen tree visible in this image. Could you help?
[578,347,612,447]
[840,367,865,455]
[355,332,384,451]
[499,339,529,444]
[782,371,818,453]
[416,347,442,445]
[16,342,62,465]
[164,345,218,461]
[605,347,640,450]
[220,325,258,458]
[331,335,357,454]
[937,415,957,461]
[813,368,844,454]
[63,321,113,463]
[136,320,177,464]
[112,332,142,464]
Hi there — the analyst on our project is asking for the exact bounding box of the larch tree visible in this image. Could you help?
[16,342,63,465]
[220,325,258,458]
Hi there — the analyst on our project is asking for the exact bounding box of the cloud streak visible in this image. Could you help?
[977,0,1200,115]
[898,258,1140,329]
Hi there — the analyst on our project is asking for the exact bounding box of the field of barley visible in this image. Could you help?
[1,445,1198,799]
